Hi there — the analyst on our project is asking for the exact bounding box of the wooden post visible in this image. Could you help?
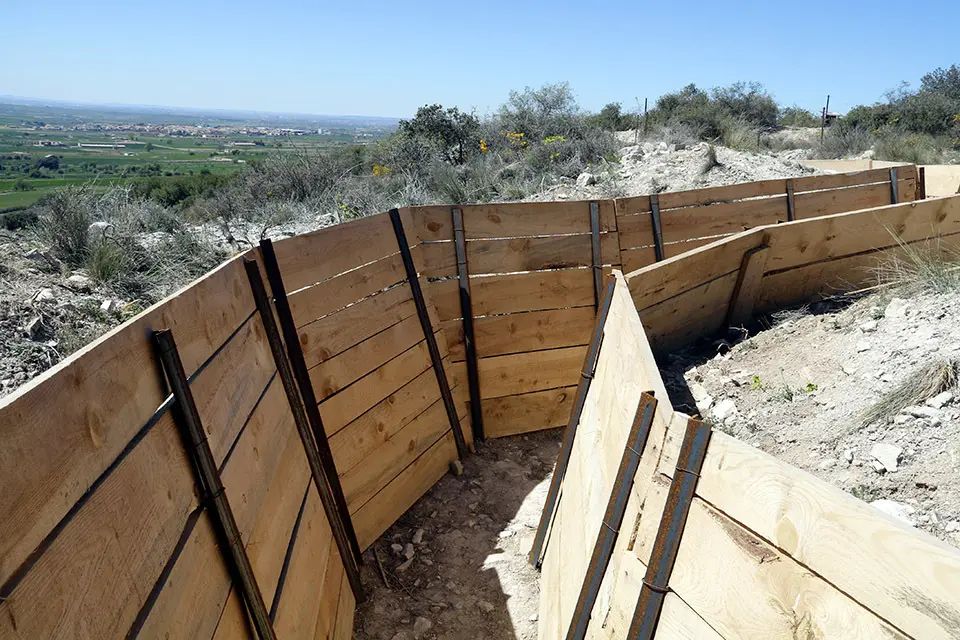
[452,207,484,442]
[258,239,364,567]
[389,209,469,460]
[154,329,277,640]
[243,257,364,601]
[628,418,712,640]
[725,244,770,327]
[529,277,617,568]
[565,393,658,640]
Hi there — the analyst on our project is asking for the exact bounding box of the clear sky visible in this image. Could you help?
[3,0,958,119]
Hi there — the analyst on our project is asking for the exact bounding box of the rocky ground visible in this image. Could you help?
[531,141,818,202]
[663,288,960,546]
[353,430,561,640]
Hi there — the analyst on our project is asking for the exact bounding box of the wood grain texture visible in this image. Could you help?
[298,284,416,369]
[655,428,960,639]
[634,478,907,640]
[726,244,770,326]
[794,181,904,220]
[331,568,356,640]
[429,268,595,320]
[271,209,413,292]
[313,547,346,639]
[638,271,738,352]
[478,345,587,399]
[352,432,458,550]
[318,336,438,437]
[445,306,596,361]
[342,398,449,512]
[419,232,621,278]
[308,313,423,402]
[0,251,255,588]
[620,236,730,273]
[481,385,576,438]
[410,200,616,242]
[273,485,335,638]
[287,252,407,328]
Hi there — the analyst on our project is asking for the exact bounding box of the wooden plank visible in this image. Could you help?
[0,251,255,588]
[410,200,617,242]
[308,313,424,402]
[764,196,960,273]
[792,165,911,193]
[270,210,411,293]
[726,244,770,326]
[329,367,440,476]
[638,271,738,353]
[331,569,356,640]
[313,548,346,640]
[318,336,438,437]
[209,587,253,640]
[287,252,407,328]
[626,229,764,311]
[342,398,449,512]
[657,177,788,210]
[660,195,786,243]
[419,233,621,278]
[273,486,334,638]
[615,213,653,250]
[445,306,596,361]
[352,432,458,550]
[429,269,595,320]
[141,404,309,638]
[614,194,652,216]
[656,429,960,639]
[298,284,416,369]
[622,236,739,273]
[794,181,904,220]
[482,386,576,438]
[478,345,587,399]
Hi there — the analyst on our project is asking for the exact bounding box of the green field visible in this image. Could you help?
[0,103,395,210]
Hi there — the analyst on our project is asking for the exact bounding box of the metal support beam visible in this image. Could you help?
[785,180,796,222]
[650,194,665,262]
[389,208,469,459]
[919,167,927,200]
[529,277,617,568]
[628,417,712,640]
[566,393,659,640]
[589,201,603,309]
[258,239,363,567]
[452,207,484,442]
[890,167,900,204]
[153,329,277,640]
[243,258,364,601]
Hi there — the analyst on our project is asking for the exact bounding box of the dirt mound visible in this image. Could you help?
[664,289,960,545]
[531,141,820,202]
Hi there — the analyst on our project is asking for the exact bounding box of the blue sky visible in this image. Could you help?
[3,0,958,118]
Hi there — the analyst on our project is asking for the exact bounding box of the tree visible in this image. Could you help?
[399,104,480,164]
[497,82,580,140]
[144,142,154,152]
[35,155,59,171]
[920,65,960,101]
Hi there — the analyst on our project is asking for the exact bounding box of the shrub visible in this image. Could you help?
[872,128,941,164]
[37,186,96,264]
[779,106,820,128]
[816,126,873,159]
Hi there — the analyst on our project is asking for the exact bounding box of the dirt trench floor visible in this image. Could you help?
[353,430,562,640]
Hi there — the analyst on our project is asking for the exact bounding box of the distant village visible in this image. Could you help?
[22,120,329,137]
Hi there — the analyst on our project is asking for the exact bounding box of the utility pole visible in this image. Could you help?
[820,94,831,142]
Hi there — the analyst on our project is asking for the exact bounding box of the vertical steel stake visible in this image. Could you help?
[258,238,363,566]
[243,258,364,601]
[785,179,796,222]
[919,166,927,200]
[890,167,900,205]
[565,393,659,640]
[529,277,617,568]
[589,201,603,310]
[650,194,665,262]
[389,209,469,459]
[154,329,277,640]
[452,207,484,442]
[628,417,712,640]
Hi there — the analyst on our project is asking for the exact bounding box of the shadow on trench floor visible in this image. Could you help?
[353,429,562,640]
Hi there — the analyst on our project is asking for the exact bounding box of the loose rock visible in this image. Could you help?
[870,443,903,473]
[412,617,432,637]
[869,499,917,526]
[66,274,94,292]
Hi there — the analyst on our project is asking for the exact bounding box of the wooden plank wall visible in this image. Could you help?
[617,165,918,273]
[0,249,354,638]
[625,194,960,354]
[539,274,960,640]
[410,201,620,438]
[270,210,467,551]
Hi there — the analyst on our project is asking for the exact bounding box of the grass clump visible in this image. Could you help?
[876,236,960,295]
[856,359,958,429]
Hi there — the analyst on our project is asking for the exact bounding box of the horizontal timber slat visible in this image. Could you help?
[420,232,621,278]
[482,385,577,438]
[444,306,596,361]
[478,345,587,399]
[0,251,256,589]
[411,200,617,242]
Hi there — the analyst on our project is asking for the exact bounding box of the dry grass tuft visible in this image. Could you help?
[875,233,960,295]
[856,358,958,429]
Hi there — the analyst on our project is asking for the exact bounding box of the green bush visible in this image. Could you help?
[778,106,820,127]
